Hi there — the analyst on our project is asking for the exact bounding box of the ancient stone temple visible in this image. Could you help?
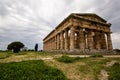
[43,13,113,53]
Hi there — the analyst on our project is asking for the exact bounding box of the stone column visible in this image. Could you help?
[60,31,64,50]
[53,37,55,50]
[57,34,60,50]
[50,40,51,50]
[95,31,101,49]
[49,39,51,50]
[84,33,87,49]
[107,33,113,50]
[76,33,79,48]
[51,39,52,50]
[79,28,85,49]
[56,35,58,49]
[47,40,49,50]
[50,39,51,50]
[70,26,75,50]
[55,35,57,50]
[45,42,47,50]
[52,38,54,50]
[65,29,69,50]
[47,41,48,50]
[87,30,94,49]
[101,32,107,49]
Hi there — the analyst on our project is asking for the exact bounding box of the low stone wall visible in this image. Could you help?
[43,49,119,55]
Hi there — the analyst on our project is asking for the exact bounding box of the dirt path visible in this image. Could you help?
[0,55,53,63]
[98,60,117,80]
[53,54,120,58]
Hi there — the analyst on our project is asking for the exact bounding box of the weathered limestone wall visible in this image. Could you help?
[43,13,113,53]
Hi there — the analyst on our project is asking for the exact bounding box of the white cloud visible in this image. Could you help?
[0,0,120,50]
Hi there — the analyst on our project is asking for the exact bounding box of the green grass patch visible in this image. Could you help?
[13,51,28,55]
[79,58,109,80]
[0,53,11,59]
[56,55,81,63]
[0,60,67,80]
[107,62,120,80]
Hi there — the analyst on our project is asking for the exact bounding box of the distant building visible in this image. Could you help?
[43,13,113,53]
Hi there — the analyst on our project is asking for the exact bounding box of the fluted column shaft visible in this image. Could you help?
[101,32,107,49]
[79,28,85,49]
[65,29,69,50]
[95,31,101,49]
[57,34,60,49]
[60,31,64,50]
[70,26,75,50]
[52,38,54,50]
[87,30,94,49]
[55,36,57,50]
[107,33,113,50]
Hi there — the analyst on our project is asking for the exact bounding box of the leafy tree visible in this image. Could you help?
[35,43,38,51]
[7,41,24,53]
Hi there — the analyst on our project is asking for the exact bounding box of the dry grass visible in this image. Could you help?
[45,57,120,80]
[0,51,61,63]
[45,60,85,80]
[45,58,104,80]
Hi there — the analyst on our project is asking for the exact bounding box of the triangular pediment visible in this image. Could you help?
[71,13,107,23]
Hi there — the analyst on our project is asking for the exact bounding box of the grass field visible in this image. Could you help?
[0,51,120,80]
[106,61,120,80]
[0,60,67,80]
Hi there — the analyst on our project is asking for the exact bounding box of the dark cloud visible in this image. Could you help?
[93,0,120,33]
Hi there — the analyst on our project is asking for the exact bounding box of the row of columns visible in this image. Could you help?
[43,26,113,51]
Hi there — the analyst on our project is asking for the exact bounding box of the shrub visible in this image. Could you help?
[56,55,81,63]
[114,49,120,53]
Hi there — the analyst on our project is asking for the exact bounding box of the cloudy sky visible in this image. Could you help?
[0,0,120,50]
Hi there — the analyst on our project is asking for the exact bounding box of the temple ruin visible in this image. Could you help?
[43,13,113,54]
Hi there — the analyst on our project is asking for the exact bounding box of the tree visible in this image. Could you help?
[7,41,24,53]
[35,43,38,51]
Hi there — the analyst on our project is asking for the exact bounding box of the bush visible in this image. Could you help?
[56,55,81,63]
[90,54,103,58]
[114,49,120,53]
[0,60,67,80]
[28,49,34,51]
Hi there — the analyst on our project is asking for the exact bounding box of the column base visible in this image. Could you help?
[43,49,117,55]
